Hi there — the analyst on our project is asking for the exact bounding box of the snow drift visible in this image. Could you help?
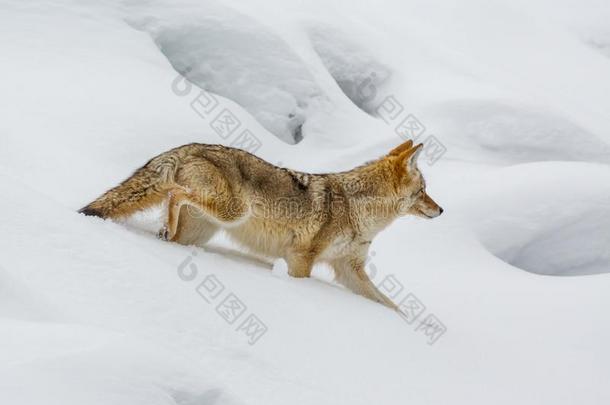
[1,0,609,404]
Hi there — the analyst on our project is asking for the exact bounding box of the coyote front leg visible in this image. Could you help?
[286,252,314,278]
[332,256,398,310]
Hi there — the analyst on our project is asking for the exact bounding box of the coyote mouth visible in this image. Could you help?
[417,211,439,219]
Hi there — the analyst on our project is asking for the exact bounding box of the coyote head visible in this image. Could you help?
[387,140,443,219]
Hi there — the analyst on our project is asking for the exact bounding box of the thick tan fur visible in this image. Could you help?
[80,141,443,310]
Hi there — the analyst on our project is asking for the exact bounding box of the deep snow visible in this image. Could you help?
[1,0,609,404]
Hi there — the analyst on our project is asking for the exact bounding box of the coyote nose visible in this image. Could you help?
[439,207,444,215]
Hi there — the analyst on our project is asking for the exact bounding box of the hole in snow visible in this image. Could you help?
[130,7,329,144]
[469,163,610,276]
[484,208,610,276]
[308,25,392,115]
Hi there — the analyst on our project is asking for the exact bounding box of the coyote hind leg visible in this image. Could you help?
[158,187,188,241]
[172,205,219,247]
[159,186,247,242]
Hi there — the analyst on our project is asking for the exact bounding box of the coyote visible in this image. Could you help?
[80,140,443,310]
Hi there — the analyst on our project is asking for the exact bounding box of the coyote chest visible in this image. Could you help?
[224,216,296,257]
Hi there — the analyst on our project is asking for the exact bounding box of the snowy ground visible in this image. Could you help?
[1,0,609,404]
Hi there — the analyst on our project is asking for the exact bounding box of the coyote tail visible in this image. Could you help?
[78,154,179,219]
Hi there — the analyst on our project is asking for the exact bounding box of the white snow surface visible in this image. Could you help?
[1,0,609,404]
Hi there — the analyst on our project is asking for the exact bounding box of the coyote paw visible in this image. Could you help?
[157,225,170,241]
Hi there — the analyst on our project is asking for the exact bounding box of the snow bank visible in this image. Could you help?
[427,100,610,165]
[458,162,610,275]
[307,23,392,115]
[128,1,331,144]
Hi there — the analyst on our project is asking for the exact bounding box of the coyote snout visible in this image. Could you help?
[410,193,443,219]
[80,140,443,312]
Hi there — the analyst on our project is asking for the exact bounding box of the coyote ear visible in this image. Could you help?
[398,143,423,170]
[388,140,413,156]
